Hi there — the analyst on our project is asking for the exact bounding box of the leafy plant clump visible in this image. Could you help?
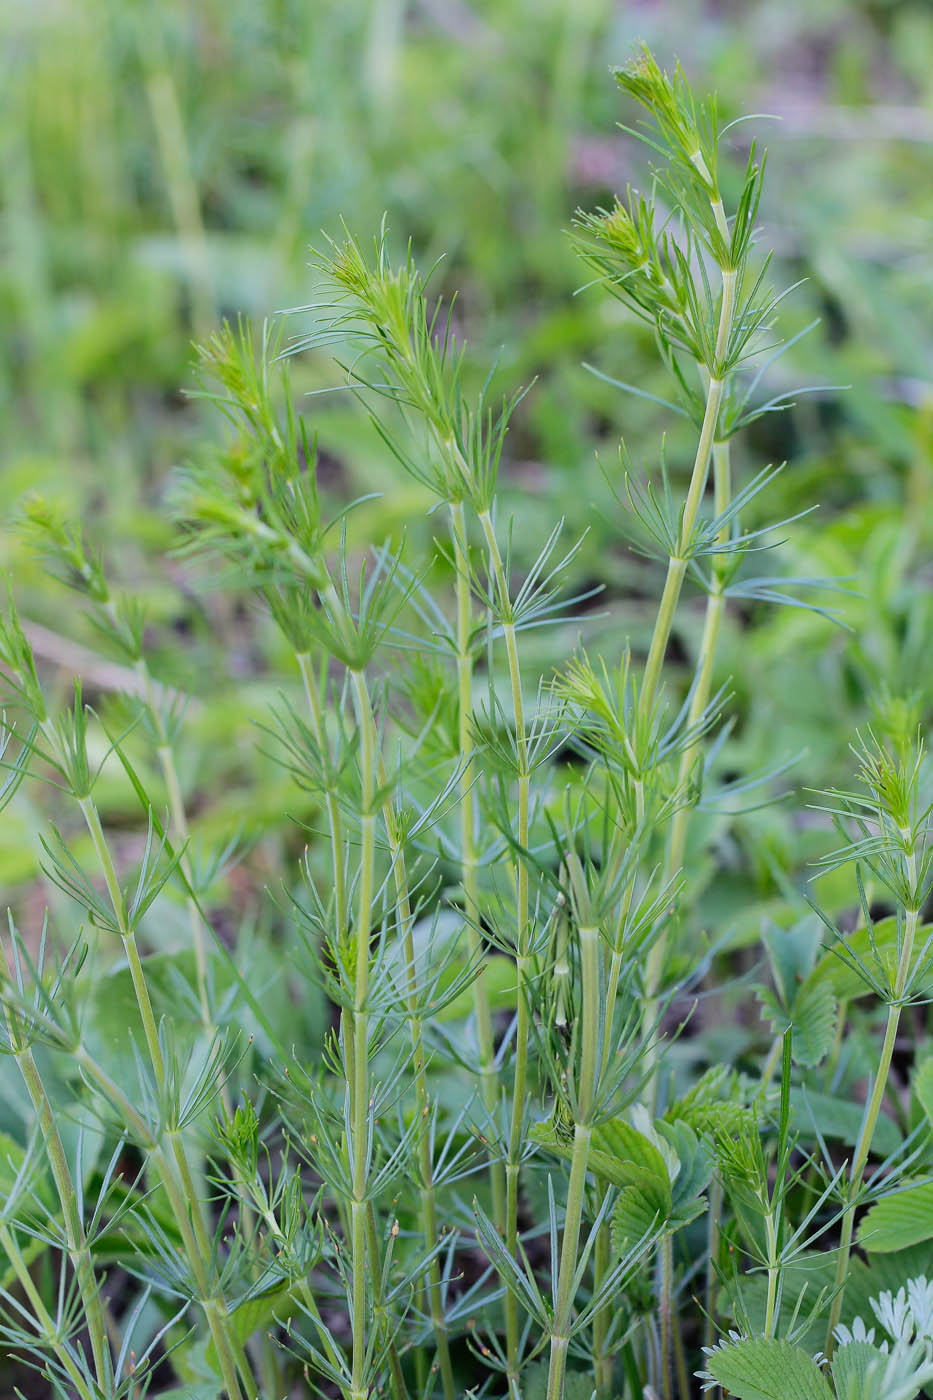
[0,47,930,1400]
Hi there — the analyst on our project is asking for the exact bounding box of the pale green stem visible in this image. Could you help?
[74,793,252,1400]
[478,507,531,1383]
[166,1130,252,1397]
[546,923,601,1400]
[667,437,731,878]
[348,667,378,1400]
[763,1209,780,1339]
[296,650,348,944]
[73,1041,245,1400]
[593,1221,612,1396]
[659,1234,674,1400]
[448,503,506,1240]
[134,655,211,1028]
[8,1026,111,1390]
[360,667,454,1400]
[0,1220,97,1400]
[826,855,919,1353]
[704,1175,723,1354]
[639,267,737,1100]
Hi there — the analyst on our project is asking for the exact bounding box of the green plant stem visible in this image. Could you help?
[826,867,919,1352]
[592,1221,612,1396]
[763,1206,780,1340]
[704,1174,723,1353]
[77,796,167,1083]
[638,252,735,720]
[365,1204,407,1400]
[348,666,378,1400]
[357,662,454,1400]
[296,650,348,944]
[134,655,212,1029]
[658,1233,674,1400]
[6,1023,111,1390]
[72,1040,246,1400]
[297,649,413,1397]
[638,263,737,1097]
[0,1220,97,1400]
[449,503,506,1231]
[667,437,731,877]
[166,1130,253,1396]
[546,922,600,1400]
[74,792,253,1400]
[478,506,531,1383]
[601,871,638,1071]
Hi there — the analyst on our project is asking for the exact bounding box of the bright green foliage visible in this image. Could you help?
[0,36,930,1400]
[702,1337,834,1400]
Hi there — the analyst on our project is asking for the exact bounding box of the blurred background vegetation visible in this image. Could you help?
[1,0,931,999]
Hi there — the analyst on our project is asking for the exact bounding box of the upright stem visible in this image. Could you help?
[73,790,252,1400]
[72,1039,247,1400]
[826,855,919,1352]
[9,1026,111,1390]
[135,656,212,1028]
[449,502,506,1238]
[0,1221,97,1400]
[362,665,455,1400]
[658,1234,674,1400]
[592,1221,613,1396]
[667,436,731,877]
[546,921,601,1400]
[638,365,725,719]
[478,506,531,1384]
[704,1175,723,1354]
[296,650,348,945]
[639,265,737,1094]
[348,667,378,1400]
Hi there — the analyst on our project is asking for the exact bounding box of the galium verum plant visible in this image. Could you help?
[0,47,928,1400]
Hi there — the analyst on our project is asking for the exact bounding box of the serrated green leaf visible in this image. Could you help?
[705,1336,834,1400]
[831,1339,888,1399]
[762,917,822,1007]
[913,1058,933,1127]
[530,1116,672,1204]
[656,1119,712,1211]
[611,1184,665,1256]
[788,980,837,1068]
[858,1181,933,1253]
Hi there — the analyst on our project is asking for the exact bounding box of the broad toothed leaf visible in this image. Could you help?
[703,1336,834,1400]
